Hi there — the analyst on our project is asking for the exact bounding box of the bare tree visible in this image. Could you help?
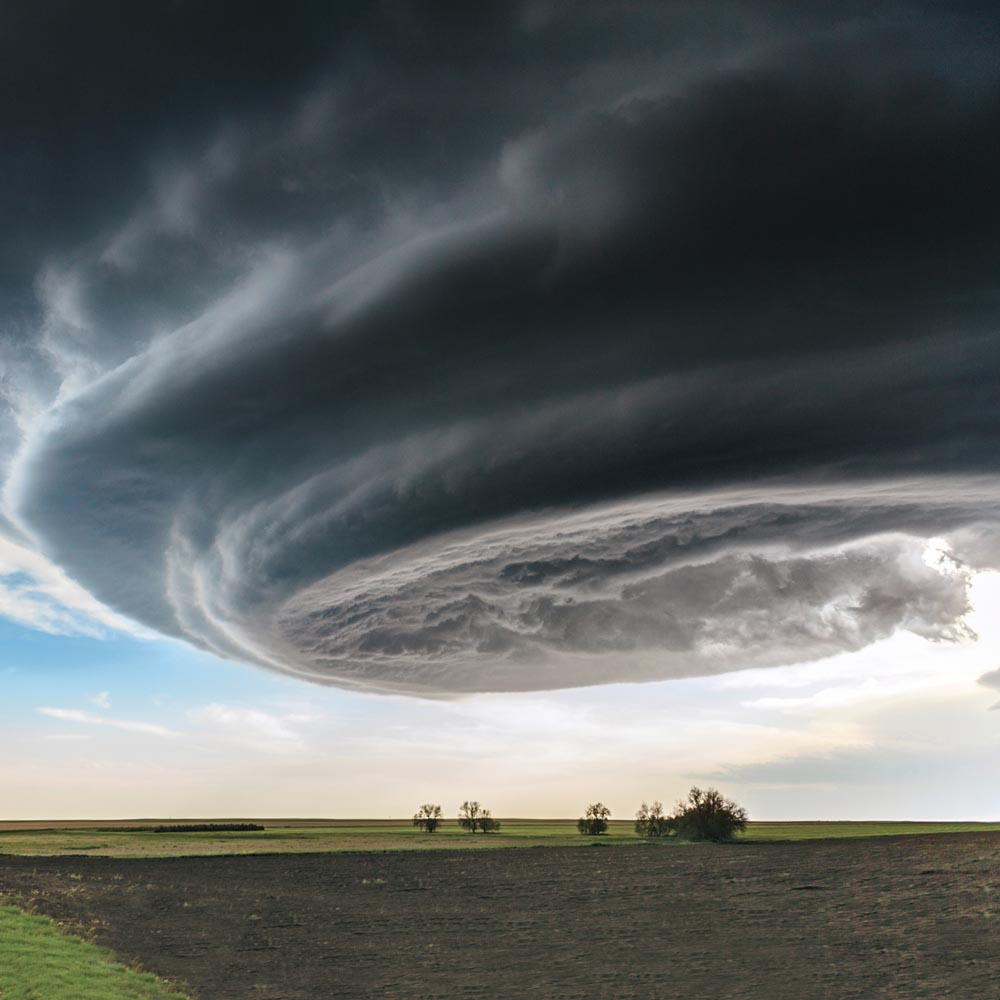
[577,802,611,835]
[634,800,669,837]
[412,803,443,833]
[666,787,748,842]
[458,800,501,833]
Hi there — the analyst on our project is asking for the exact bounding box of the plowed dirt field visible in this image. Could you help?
[2,832,998,999]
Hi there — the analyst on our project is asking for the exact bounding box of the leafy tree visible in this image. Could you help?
[458,800,501,833]
[412,803,443,833]
[458,800,482,832]
[577,802,611,835]
[666,787,748,842]
[634,800,669,837]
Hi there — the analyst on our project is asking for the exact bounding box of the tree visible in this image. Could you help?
[577,802,611,835]
[634,800,669,837]
[412,803,443,833]
[458,800,501,834]
[458,800,482,832]
[666,787,748,842]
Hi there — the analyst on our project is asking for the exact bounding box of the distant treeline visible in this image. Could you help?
[96,824,266,833]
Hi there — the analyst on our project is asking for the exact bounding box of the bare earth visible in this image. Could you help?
[1,832,998,999]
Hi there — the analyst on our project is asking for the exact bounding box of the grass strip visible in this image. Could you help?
[1,820,997,858]
[0,904,190,1000]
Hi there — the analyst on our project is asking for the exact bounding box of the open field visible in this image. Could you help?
[1,830,997,999]
[0,904,190,999]
[1,818,998,857]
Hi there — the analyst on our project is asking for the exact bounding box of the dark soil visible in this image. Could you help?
[2,832,998,999]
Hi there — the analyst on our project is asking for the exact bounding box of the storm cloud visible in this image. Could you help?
[2,2,999,693]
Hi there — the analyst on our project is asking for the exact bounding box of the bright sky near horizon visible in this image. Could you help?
[3,562,997,821]
[2,3,999,822]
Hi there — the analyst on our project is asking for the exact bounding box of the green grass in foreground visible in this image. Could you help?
[0,905,189,999]
[0,819,997,857]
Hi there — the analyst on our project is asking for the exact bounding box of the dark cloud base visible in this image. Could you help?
[271,483,982,693]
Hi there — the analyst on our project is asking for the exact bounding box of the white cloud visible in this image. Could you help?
[36,706,177,738]
[90,691,111,710]
[743,675,956,712]
[188,703,318,752]
[0,535,144,638]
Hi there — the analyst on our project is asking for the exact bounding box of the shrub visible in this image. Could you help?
[666,787,748,842]
[634,801,670,837]
[412,803,443,833]
[577,802,611,835]
[458,801,501,833]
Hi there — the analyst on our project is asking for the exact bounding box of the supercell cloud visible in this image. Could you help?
[2,3,999,693]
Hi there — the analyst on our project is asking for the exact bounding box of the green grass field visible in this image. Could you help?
[0,819,997,857]
[0,905,189,999]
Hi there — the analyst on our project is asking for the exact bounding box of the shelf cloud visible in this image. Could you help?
[2,3,999,693]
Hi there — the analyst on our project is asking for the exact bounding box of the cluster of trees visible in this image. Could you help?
[457,800,501,834]
[633,788,748,842]
[414,788,747,842]
[412,801,501,834]
[580,787,747,842]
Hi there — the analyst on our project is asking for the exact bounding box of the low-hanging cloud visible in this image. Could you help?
[271,486,980,692]
[2,3,999,693]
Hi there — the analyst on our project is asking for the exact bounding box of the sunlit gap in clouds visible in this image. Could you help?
[707,557,1000,712]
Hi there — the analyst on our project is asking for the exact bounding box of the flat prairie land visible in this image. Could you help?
[1,818,998,857]
[0,830,998,999]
